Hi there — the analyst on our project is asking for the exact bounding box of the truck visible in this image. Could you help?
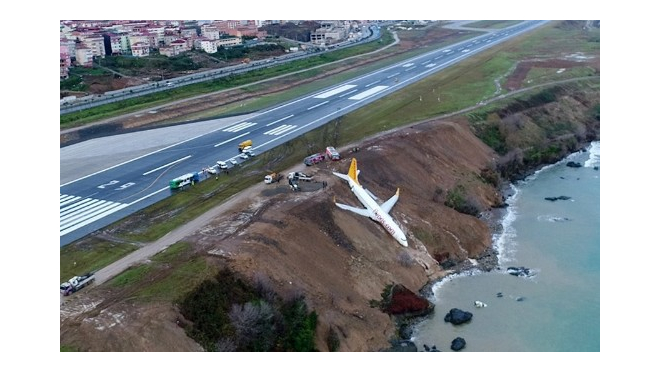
[60,272,95,296]
[325,146,341,161]
[238,140,253,153]
[264,172,283,184]
[303,153,325,166]
[288,172,313,182]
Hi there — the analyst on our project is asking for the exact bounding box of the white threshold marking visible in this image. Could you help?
[313,85,356,99]
[143,155,192,175]
[214,132,251,147]
[264,125,297,135]
[348,86,388,100]
[223,121,258,132]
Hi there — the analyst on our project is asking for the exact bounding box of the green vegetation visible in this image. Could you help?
[103,242,218,302]
[179,268,318,351]
[60,239,137,282]
[60,344,79,352]
[60,30,397,129]
[523,66,597,87]
[110,264,153,288]
[444,185,480,216]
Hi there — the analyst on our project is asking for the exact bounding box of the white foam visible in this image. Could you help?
[430,268,483,297]
[584,141,600,168]
[492,184,520,264]
[537,214,572,223]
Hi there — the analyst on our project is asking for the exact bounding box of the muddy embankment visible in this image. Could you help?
[60,84,599,352]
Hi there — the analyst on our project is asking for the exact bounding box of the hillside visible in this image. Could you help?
[60,20,600,352]
[60,82,599,351]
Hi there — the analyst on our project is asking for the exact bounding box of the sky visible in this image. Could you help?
[2,0,650,367]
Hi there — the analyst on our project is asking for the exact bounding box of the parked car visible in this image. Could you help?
[239,153,249,160]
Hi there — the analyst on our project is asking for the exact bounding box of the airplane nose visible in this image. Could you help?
[400,238,408,247]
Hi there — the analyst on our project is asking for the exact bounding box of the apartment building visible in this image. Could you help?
[201,25,220,40]
[216,37,242,48]
[130,42,150,57]
[194,38,218,53]
[75,46,94,67]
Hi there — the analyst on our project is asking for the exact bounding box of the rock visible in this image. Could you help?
[384,340,417,352]
[399,324,413,340]
[594,166,599,171]
[496,292,503,298]
[423,344,430,351]
[440,259,456,270]
[451,337,466,351]
[444,308,473,325]
[516,296,525,302]
[381,284,434,317]
[566,161,582,168]
[544,196,571,202]
[507,266,535,277]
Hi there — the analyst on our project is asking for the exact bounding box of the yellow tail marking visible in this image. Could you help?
[348,158,360,185]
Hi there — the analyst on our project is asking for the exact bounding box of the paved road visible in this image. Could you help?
[60,25,379,115]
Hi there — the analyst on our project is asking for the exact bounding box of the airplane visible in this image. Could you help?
[333,158,408,247]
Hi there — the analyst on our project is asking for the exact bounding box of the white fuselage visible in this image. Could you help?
[347,179,407,246]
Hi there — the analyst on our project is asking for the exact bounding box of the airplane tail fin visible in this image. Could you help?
[348,158,360,185]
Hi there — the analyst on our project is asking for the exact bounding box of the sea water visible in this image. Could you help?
[411,142,600,352]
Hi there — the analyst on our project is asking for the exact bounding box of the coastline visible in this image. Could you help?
[394,140,599,349]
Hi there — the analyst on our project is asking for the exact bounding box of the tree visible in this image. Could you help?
[229,300,276,351]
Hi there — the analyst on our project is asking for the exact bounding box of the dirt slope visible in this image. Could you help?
[60,119,502,351]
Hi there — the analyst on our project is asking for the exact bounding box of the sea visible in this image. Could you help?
[411,141,600,352]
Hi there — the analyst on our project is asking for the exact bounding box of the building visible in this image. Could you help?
[194,38,217,53]
[131,42,150,57]
[103,33,125,55]
[311,21,347,45]
[216,37,242,48]
[75,46,94,67]
[201,25,220,40]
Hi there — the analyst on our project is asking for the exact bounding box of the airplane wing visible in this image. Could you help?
[335,202,372,217]
[380,188,400,214]
[364,187,380,202]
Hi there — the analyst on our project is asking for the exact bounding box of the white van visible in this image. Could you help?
[242,145,252,153]
[217,161,228,169]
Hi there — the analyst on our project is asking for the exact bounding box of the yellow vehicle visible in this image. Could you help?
[264,172,283,184]
[238,139,252,153]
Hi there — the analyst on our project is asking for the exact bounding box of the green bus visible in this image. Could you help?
[169,172,200,190]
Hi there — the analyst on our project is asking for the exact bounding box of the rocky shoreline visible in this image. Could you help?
[388,141,597,351]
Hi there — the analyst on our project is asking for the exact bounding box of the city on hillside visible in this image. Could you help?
[59,20,396,99]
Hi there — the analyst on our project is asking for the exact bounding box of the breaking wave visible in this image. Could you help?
[492,184,520,265]
[584,141,600,168]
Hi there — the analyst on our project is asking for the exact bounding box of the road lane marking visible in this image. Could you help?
[266,114,294,126]
[214,132,251,147]
[307,101,329,110]
[142,155,192,175]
